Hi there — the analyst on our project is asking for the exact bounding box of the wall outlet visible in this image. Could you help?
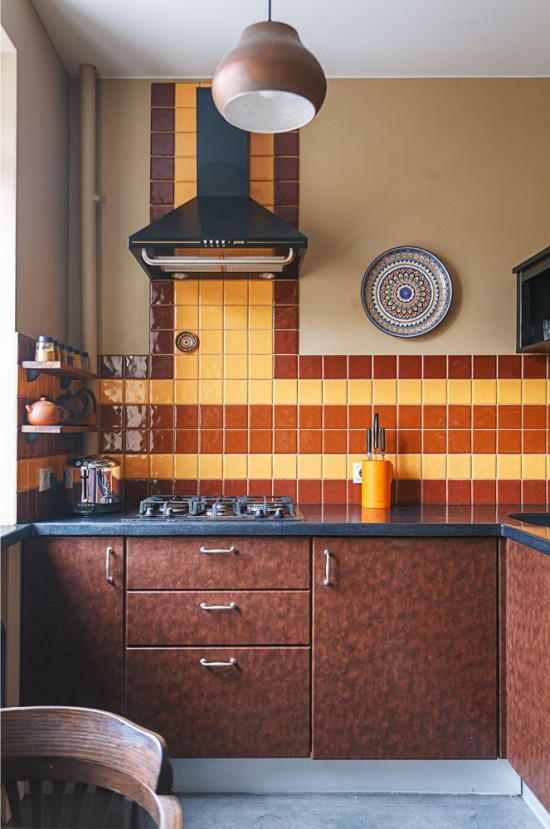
[64,467,73,490]
[38,466,54,493]
[352,462,363,484]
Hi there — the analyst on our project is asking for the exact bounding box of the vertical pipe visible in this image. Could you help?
[79,63,98,368]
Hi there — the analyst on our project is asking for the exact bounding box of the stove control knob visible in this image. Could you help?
[274,507,285,519]
[165,507,174,518]
[145,506,156,518]
[255,508,266,519]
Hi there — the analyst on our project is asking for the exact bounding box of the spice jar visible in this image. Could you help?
[35,335,55,362]
[73,349,82,369]
[66,345,74,365]
[82,351,90,372]
[58,343,67,364]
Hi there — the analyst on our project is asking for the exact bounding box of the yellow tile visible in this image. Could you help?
[398,379,422,405]
[200,281,224,305]
[197,455,222,479]
[125,380,149,404]
[472,454,497,480]
[175,454,198,478]
[223,454,248,479]
[274,379,298,405]
[397,454,421,480]
[373,379,397,405]
[472,380,497,405]
[174,132,196,158]
[99,379,124,404]
[176,82,198,107]
[174,280,199,305]
[322,455,347,479]
[249,379,273,404]
[175,354,199,380]
[200,379,223,405]
[348,379,372,405]
[249,181,274,205]
[200,306,224,329]
[422,380,447,405]
[174,156,196,183]
[273,454,297,479]
[522,454,547,480]
[224,380,248,404]
[174,379,199,404]
[149,454,173,479]
[249,133,274,155]
[224,281,248,305]
[124,455,148,478]
[497,379,521,405]
[174,181,195,205]
[323,380,347,405]
[17,460,29,492]
[175,108,196,133]
[199,331,223,354]
[225,331,249,354]
[250,155,275,181]
[248,454,273,479]
[497,455,522,480]
[199,355,223,379]
[422,454,447,479]
[298,379,323,405]
[174,306,199,329]
[447,454,472,479]
[225,306,249,330]
[224,355,248,380]
[522,379,547,405]
[249,330,273,355]
[249,281,273,305]
[249,306,273,329]
[250,355,273,380]
[447,379,472,406]
[298,454,322,479]
[149,380,174,404]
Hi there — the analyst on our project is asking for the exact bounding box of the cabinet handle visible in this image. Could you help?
[323,549,331,586]
[199,546,237,555]
[199,602,238,611]
[199,658,237,668]
[105,546,114,584]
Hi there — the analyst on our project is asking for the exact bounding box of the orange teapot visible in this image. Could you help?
[25,396,68,426]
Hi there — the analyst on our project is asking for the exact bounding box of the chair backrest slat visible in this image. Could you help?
[4,781,24,828]
[49,779,67,828]
[28,780,42,829]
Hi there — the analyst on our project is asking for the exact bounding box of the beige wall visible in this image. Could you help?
[2,0,70,342]
[98,77,550,356]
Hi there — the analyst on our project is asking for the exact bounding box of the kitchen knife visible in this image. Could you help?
[367,428,372,458]
[380,427,386,458]
[373,413,379,451]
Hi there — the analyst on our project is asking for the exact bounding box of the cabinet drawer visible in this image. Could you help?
[126,536,310,589]
[127,590,310,645]
[125,647,310,757]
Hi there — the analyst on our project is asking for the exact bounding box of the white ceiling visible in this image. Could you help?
[31,0,550,79]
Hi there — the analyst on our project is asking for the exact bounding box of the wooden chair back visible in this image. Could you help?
[1,706,183,829]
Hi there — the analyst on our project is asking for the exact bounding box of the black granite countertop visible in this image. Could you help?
[2,505,549,555]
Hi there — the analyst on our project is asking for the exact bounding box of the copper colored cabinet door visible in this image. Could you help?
[126,647,310,757]
[21,537,124,713]
[312,537,498,759]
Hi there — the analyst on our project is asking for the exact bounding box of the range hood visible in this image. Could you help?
[128,87,307,279]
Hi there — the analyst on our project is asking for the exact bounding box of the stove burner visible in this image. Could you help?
[133,494,303,521]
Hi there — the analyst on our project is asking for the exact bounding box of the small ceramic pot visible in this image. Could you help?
[25,396,68,426]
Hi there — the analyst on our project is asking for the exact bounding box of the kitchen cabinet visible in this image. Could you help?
[312,537,498,759]
[20,537,124,713]
[125,536,311,757]
[505,539,550,810]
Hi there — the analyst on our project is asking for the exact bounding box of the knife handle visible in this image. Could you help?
[373,413,379,451]
[367,428,372,456]
[380,427,386,454]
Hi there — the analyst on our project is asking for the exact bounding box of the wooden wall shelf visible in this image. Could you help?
[21,425,96,444]
[21,361,97,388]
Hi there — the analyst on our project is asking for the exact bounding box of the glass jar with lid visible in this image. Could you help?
[73,349,82,369]
[35,335,55,362]
[82,351,91,372]
[66,345,74,366]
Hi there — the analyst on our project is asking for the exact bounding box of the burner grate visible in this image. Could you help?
[133,494,303,521]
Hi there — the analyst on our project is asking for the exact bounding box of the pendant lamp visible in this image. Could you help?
[212,1,326,134]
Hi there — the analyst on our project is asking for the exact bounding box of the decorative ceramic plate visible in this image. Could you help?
[361,246,453,338]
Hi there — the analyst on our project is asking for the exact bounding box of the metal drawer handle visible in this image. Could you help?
[200,602,237,611]
[323,549,331,586]
[199,546,237,554]
[199,658,237,668]
[106,546,114,584]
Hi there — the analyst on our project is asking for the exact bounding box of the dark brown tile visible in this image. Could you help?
[149,330,173,354]
[522,430,546,453]
[324,406,347,429]
[274,305,298,330]
[299,430,322,453]
[151,355,174,379]
[274,355,298,379]
[199,480,222,497]
[125,405,149,429]
[348,356,372,379]
[274,430,297,453]
[274,205,299,226]
[473,430,497,453]
[323,356,347,379]
[99,404,123,429]
[348,430,367,454]
[373,355,397,379]
[99,355,124,379]
[522,480,547,504]
[448,355,472,379]
[523,405,546,429]
[448,430,471,453]
[151,156,175,181]
[448,405,471,429]
[225,405,248,429]
[150,180,174,205]
[473,356,497,379]
[250,405,273,429]
[248,480,273,497]
[498,405,521,429]
[176,404,198,429]
[423,355,447,379]
[224,430,247,454]
[274,131,299,155]
[201,430,224,453]
[125,430,148,453]
[150,404,173,429]
[150,281,174,306]
[374,405,397,428]
[151,132,175,157]
[274,181,299,205]
[473,480,496,504]
[396,480,421,505]
[423,430,447,453]
[200,404,223,429]
[250,430,273,453]
[347,480,362,505]
[448,480,472,505]
[322,480,347,504]
[498,480,521,504]
[299,405,322,429]
[151,107,175,132]
[523,354,548,378]
[174,479,199,495]
[274,156,299,181]
[99,430,124,453]
[423,405,446,429]
[151,83,175,107]
[298,480,322,504]
[124,479,150,503]
[299,355,322,379]
[150,479,175,497]
[149,205,173,222]
[150,429,174,454]
[274,405,297,429]
[273,479,298,501]
[398,355,422,378]
[349,405,372,429]
[398,405,422,428]
[397,430,422,453]
[224,479,246,497]
[274,330,299,354]
[125,355,150,379]
[323,430,347,454]
[273,281,298,305]
[150,305,174,331]
[498,355,521,379]
[175,429,198,453]
[473,405,496,429]
[422,480,447,504]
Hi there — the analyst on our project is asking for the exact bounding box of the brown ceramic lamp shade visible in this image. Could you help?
[212,21,326,133]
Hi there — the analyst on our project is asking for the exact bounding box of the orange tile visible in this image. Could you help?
[249,133,274,156]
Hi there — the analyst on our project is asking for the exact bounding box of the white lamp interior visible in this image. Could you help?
[222,90,316,133]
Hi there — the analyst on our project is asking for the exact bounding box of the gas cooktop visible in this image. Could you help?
[123,495,305,521]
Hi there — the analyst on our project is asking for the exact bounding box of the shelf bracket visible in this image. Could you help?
[25,368,40,383]
[24,432,40,445]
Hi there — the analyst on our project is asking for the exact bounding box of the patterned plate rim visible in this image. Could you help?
[360,245,453,338]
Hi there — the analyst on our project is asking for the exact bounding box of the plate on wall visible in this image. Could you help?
[361,246,453,338]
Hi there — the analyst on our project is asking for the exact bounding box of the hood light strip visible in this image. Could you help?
[141,247,294,272]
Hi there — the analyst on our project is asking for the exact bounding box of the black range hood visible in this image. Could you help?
[128,88,307,279]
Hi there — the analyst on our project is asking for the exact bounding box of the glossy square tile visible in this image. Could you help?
[422,380,447,405]
[224,355,248,380]
[224,380,248,405]
[422,454,447,479]
[274,379,298,405]
[200,355,223,379]
[397,430,422,453]
[174,379,199,405]
[423,430,447,453]
[198,454,222,479]
[249,132,274,155]
[522,379,547,405]
[250,430,273,453]
[397,454,421,480]
[323,355,347,379]
[447,454,472,479]
[100,404,124,429]
[250,181,274,205]
[175,306,199,330]
[224,430,248,454]
[324,406,347,429]
[274,355,297,379]
[498,355,522,378]
[472,454,497,479]
[224,281,248,305]
[297,356,320,380]
[250,405,273,429]
[175,454,199,479]
[447,379,472,405]
[398,405,422,428]
[523,404,546,428]
[274,305,298,330]
[398,380,422,405]
[251,355,275,379]
[323,379,347,405]
[522,454,547,479]
[249,380,273,405]
[274,429,297,453]
[176,404,199,429]
[523,354,548,378]
[249,306,273,329]
[372,380,397,405]
[149,380,174,404]
[124,405,149,429]
[223,454,248,479]
[497,429,521,454]
[175,430,198,453]
[99,379,124,404]
[423,356,447,379]
[398,355,422,379]
[151,82,175,107]
[249,330,273,355]
[150,355,174,379]
[174,281,199,305]
[298,454,322,479]
[248,281,273,305]
[323,430,347,454]
[248,455,273,479]
[348,356,372,379]
[448,429,471,453]
[199,379,223,405]
[150,330,174,354]
[497,455,522,480]
[274,330,298,354]
[124,455,149,478]
[273,453,297,479]
[448,355,472,379]
[348,380,372,405]
[323,455,347,479]
[150,430,174,454]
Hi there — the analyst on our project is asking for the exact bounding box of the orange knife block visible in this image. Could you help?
[361,459,392,509]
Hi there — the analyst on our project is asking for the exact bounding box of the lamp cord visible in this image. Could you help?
[268,0,271,21]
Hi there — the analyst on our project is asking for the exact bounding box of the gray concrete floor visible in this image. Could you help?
[179,793,542,829]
